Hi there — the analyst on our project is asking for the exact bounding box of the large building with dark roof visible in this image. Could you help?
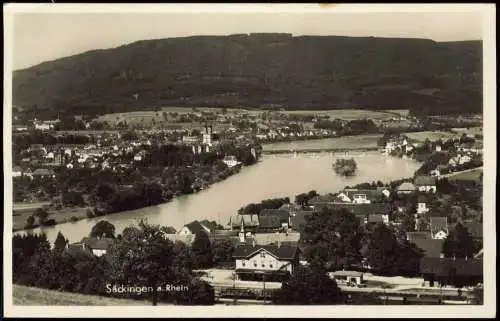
[420,257,483,287]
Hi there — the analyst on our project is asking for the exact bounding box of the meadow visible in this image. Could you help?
[403,131,463,142]
[445,167,483,183]
[450,127,483,137]
[261,134,382,152]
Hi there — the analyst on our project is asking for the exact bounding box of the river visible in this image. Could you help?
[15,151,420,243]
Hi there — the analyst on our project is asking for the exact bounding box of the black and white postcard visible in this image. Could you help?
[3,3,496,318]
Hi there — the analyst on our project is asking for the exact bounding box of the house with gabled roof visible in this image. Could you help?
[290,210,314,233]
[32,168,56,178]
[257,215,282,231]
[326,203,392,227]
[406,231,432,242]
[416,195,430,214]
[337,189,384,204]
[12,166,22,177]
[414,176,437,193]
[72,237,117,257]
[259,209,291,228]
[396,181,417,195]
[178,220,211,237]
[232,241,301,282]
[410,238,445,258]
[229,214,260,231]
[430,216,449,239]
[419,257,483,288]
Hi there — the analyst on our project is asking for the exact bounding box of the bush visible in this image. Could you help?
[25,215,35,229]
[86,208,95,218]
[43,219,57,226]
[70,216,79,222]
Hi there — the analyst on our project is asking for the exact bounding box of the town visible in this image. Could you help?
[12,107,484,306]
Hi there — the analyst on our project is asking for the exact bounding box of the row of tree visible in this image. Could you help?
[13,221,216,305]
[302,207,424,277]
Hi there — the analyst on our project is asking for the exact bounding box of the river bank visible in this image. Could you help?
[262,147,380,154]
[12,164,245,233]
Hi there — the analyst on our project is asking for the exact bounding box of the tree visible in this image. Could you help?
[401,214,416,233]
[303,207,362,270]
[54,232,69,253]
[161,226,177,234]
[34,208,49,225]
[392,240,424,277]
[25,215,35,229]
[176,278,215,305]
[62,191,85,207]
[365,224,399,275]
[295,193,309,207]
[191,232,214,269]
[333,158,357,176]
[212,238,235,265]
[108,221,177,306]
[442,222,475,259]
[90,220,116,238]
[273,266,344,305]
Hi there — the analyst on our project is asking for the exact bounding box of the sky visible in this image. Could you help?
[9,5,486,70]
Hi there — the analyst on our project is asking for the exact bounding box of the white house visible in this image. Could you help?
[329,270,364,286]
[223,155,240,168]
[34,123,52,131]
[72,237,116,257]
[12,167,22,177]
[417,202,429,215]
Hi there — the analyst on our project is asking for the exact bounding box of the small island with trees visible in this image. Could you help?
[333,158,357,177]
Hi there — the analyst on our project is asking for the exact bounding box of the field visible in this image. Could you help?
[281,109,408,120]
[445,167,483,182]
[13,206,88,232]
[12,285,151,306]
[404,131,462,142]
[92,108,408,126]
[450,127,483,137]
[13,202,51,211]
[261,134,382,152]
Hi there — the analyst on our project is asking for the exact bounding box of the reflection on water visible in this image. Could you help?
[15,152,420,243]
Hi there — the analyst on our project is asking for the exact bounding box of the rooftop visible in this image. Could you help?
[430,216,449,235]
[414,176,437,186]
[420,257,483,277]
[232,243,299,260]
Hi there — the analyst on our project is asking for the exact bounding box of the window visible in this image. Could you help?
[254,262,258,267]
[260,252,266,258]
[242,260,246,267]
[269,264,273,268]
[262,263,265,267]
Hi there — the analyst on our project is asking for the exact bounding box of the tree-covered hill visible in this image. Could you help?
[12,34,482,119]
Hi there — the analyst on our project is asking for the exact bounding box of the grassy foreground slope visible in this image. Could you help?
[12,285,150,306]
